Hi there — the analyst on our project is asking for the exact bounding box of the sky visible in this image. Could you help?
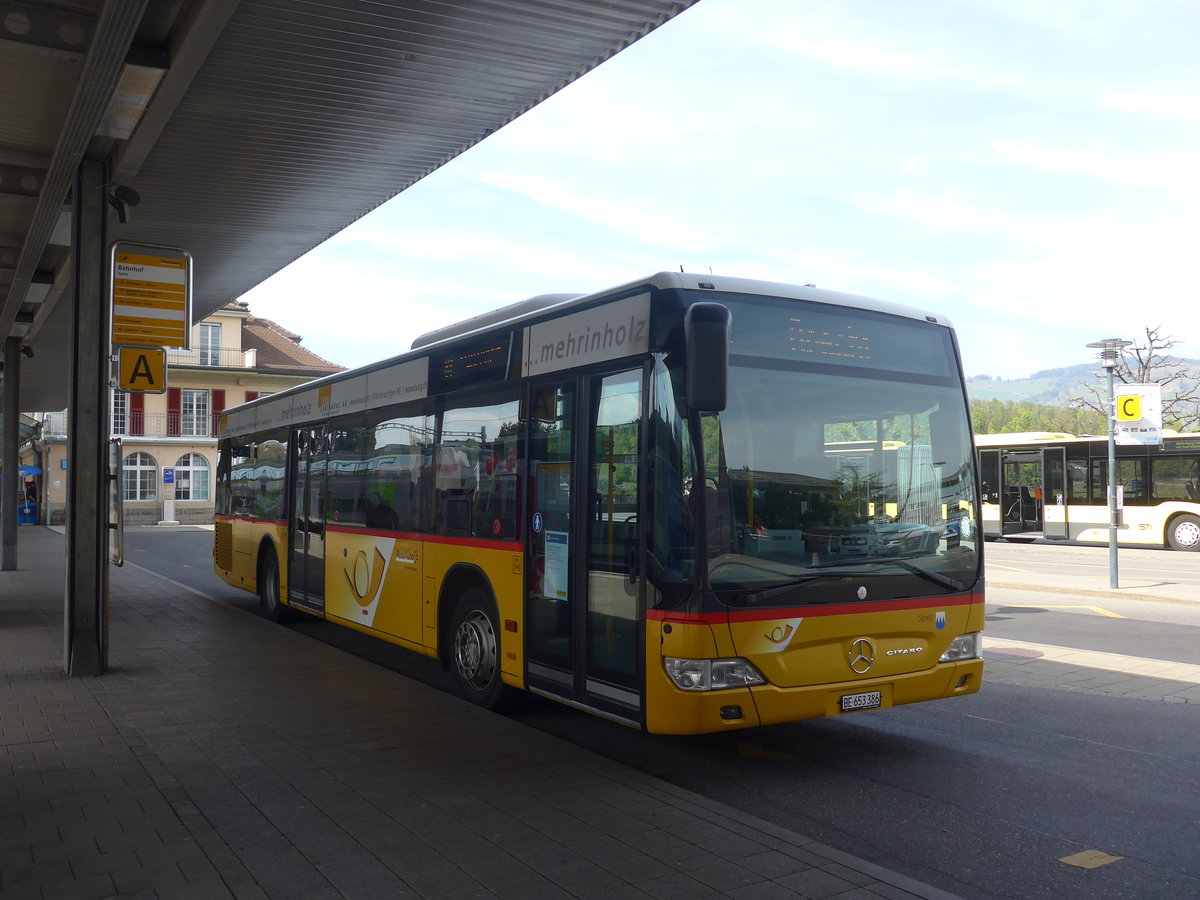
[238,0,1200,380]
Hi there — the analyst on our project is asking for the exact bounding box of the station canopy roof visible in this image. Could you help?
[0,0,694,410]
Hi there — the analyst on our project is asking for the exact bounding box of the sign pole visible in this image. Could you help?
[1087,338,1131,590]
[1106,364,1119,589]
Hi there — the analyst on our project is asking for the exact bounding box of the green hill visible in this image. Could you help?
[966,359,1200,407]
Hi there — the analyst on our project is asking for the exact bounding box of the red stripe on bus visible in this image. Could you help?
[214,515,286,527]
[646,593,982,624]
[323,524,521,552]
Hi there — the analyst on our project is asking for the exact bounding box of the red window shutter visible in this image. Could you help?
[211,389,225,436]
[129,393,145,437]
[244,390,259,402]
[167,387,181,437]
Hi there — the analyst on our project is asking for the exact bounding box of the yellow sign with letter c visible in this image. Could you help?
[1116,394,1142,421]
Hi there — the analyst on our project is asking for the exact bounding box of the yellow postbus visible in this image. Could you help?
[214,272,984,734]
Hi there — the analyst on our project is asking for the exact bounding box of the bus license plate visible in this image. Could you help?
[841,690,882,712]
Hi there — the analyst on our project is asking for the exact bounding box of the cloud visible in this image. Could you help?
[1105,92,1200,120]
[995,142,1200,194]
[780,39,960,79]
[461,173,716,250]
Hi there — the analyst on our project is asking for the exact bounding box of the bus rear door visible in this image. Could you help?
[288,425,327,614]
[1042,447,1068,539]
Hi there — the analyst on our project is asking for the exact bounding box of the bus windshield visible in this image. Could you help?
[693,299,980,603]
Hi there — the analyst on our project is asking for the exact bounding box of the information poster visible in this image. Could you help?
[544,531,569,600]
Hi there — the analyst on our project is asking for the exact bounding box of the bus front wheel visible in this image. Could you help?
[449,588,511,710]
[1166,514,1200,551]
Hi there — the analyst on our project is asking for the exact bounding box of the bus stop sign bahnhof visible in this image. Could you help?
[110,245,192,349]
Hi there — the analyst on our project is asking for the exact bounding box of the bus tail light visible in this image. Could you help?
[664,657,766,691]
[939,633,982,663]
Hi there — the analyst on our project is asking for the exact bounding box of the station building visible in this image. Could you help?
[22,302,342,525]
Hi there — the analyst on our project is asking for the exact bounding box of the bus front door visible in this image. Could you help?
[583,369,644,718]
[1001,450,1044,536]
[288,426,327,614]
[525,369,645,725]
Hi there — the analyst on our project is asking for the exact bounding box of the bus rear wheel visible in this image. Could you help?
[1167,514,1200,551]
[449,588,511,710]
[258,549,291,622]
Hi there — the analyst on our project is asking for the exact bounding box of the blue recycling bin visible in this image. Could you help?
[18,502,36,524]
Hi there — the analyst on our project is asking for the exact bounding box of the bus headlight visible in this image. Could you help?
[939,633,982,662]
[663,657,766,691]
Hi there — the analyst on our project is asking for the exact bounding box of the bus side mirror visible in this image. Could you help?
[685,302,731,412]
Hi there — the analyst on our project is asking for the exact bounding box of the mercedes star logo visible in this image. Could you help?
[848,638,875,674]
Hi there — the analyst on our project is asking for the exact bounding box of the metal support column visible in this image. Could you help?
[1106,365,1119,589]
[1,336,19,570]
[64,158,111,676]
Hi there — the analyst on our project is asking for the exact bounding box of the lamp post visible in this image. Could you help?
[1086,338,1132,588]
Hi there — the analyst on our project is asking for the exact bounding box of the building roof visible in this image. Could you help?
[241,316,345,376]
[1,1,694,410]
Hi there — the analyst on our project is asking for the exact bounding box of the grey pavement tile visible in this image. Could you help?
[316,856,418,898]
[133,837,208,871]
[651,841,719,872]
[727,881,809,900]
[599,851,675,882]
[377,846,459,879]
[39,873,118,900]
[776,865,859,898]
[460,854,540,889]
[696,831,780,862]
[630,804,696,830]
[1,795,50,818]
[639,869,724,900]
[488,874,576,899]
[109,863,190,896]
[776,842,844,869]
[818,860,879,888]
[615,827,690,855]
[2,858,75,893]
[0,824,59,851]
[538,857,627,896]
[864,881,934,898]
[689,859,765,893]
[231,844,341,899]
[738,848,815,880]
[349,826,432,861]
[580,781,664,816]
[580,886,655,899]
[434,835,514,869]
[394,863,487,899]
[30,836,100,865]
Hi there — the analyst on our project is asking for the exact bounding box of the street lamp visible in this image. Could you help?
[1086,338,1132,588]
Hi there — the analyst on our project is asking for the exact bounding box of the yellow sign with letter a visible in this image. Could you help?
[117,346,167,393]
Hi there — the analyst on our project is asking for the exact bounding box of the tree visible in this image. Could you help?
[1071,327,1200,431]
[970,399,1105,436]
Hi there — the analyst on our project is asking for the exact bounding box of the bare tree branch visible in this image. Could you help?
[1071,326,1200,430]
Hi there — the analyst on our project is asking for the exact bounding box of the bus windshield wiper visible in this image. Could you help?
[863,558,964,592]
[804,557,964,592]
[739,575,849,605]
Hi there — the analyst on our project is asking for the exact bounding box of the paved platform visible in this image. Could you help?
[1,527,955,900]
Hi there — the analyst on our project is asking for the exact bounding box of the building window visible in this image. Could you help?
[199,323,221,366]
[112,390,127,435]
[181,389,210,436]
[174,453,210,501]
[123,452,158,501]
